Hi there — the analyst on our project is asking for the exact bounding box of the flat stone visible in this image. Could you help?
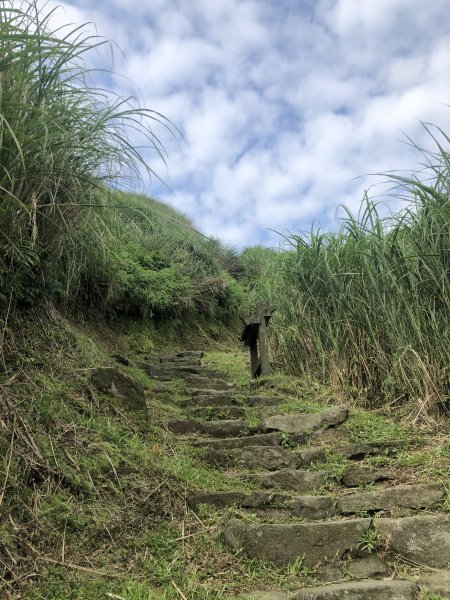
[316,563,344,583]
[377,514,450,569]
[337,483,444,514]
[204,446,298,470]
[418,571,450,598]
[181,395,240,408]
[195,432,282,450]
[90,367,146,413]
[199,420,251,438]
[342,466,394,487]
[338,441,408,460]
[189,406,246,420]
[190,382,235,392]
[176,350,205,358]
[191,389,236,398]
[292,580,417,599]
[222,518,370,567]
[227,592,288,600]
[347,555,389,579]
[298,447,326,465]
[159,356,201,364]
[291,495,335,520]
[263,405,349,435]
[167,419,200,434]
[254,469,329,492]
[245,396,284,407]
[189,491,277,512]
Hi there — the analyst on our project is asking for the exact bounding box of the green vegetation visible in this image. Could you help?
[0,0,243,328]
[242,129,450,418]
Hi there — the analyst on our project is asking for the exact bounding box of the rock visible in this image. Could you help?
[90,367,146,413]
[245,396,284,407]
[222,518,371,567]
[191,389,236,398]
[159,356,201,365]
[292,580,417,599]
[199,420,252,438]
[263,406,349,435]
[176,350,205,358]
[342,466,394,487]
[298,447,326,465]
[181,394,239,408]
[189,491,277,512]
[316,563,344,583]
[167,419,200,434]
[189,406,246,420]
[204,446,298,470]
[190,382,235,393]
[195,432,282,450]
[291,495,336,520]
[226,592,288,600]
[254,469,329,492]
[377,514,450,568]
[338,441,408,460]
[183,376,232,388]
[346,555,389,579]
[418,571,450,598]
[337,483,444,514]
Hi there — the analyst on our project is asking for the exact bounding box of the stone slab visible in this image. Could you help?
[263,405,349,435]
[377,514,450,568]
[292,580,417,599]
[254,469,329,492]
[337,483,444,514]
[222,518,370,567]
[204,445,298,470]
[195,432,282,450]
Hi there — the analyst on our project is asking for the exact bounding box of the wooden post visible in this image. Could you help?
[241,305,274,378]
[257,302,271,377]
[250,340,260,378]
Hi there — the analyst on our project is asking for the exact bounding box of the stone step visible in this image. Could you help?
[176,350,205,358]
[228,580,419,600]
[203,445,325,470]
[188,382,236,392]
[196,432,282,450]
[337,440,409,460]
[290,483,444,520]
[204,445,298,470]
[188,490,278,512]
[159,356,202,365]
[223,517,371,567]
[341,465,395,487]
[262,405,349,435]
[245,396,284,407]
[253,468,330,492]
[292,580,418,599]
[183,376,233,388]
[168,419,255,438]
[180,394,240,408]
[188,406,246,420]
[222,513,450,569]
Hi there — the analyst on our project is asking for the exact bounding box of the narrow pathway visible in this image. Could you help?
[144,350,450,599]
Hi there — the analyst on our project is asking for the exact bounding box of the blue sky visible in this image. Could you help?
[46,0,450,247]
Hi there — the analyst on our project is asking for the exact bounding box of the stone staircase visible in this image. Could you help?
[144,350,450,599]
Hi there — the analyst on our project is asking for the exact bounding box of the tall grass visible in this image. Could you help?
[0,0,244,334]
[245,125,450,417]
[0,0,169,305]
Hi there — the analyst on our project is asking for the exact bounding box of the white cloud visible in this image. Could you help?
[22,0,450,247]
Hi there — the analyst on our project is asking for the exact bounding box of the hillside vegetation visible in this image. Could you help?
[241,144,450,417]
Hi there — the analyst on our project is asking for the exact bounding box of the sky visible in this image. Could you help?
[40,0,450,247]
